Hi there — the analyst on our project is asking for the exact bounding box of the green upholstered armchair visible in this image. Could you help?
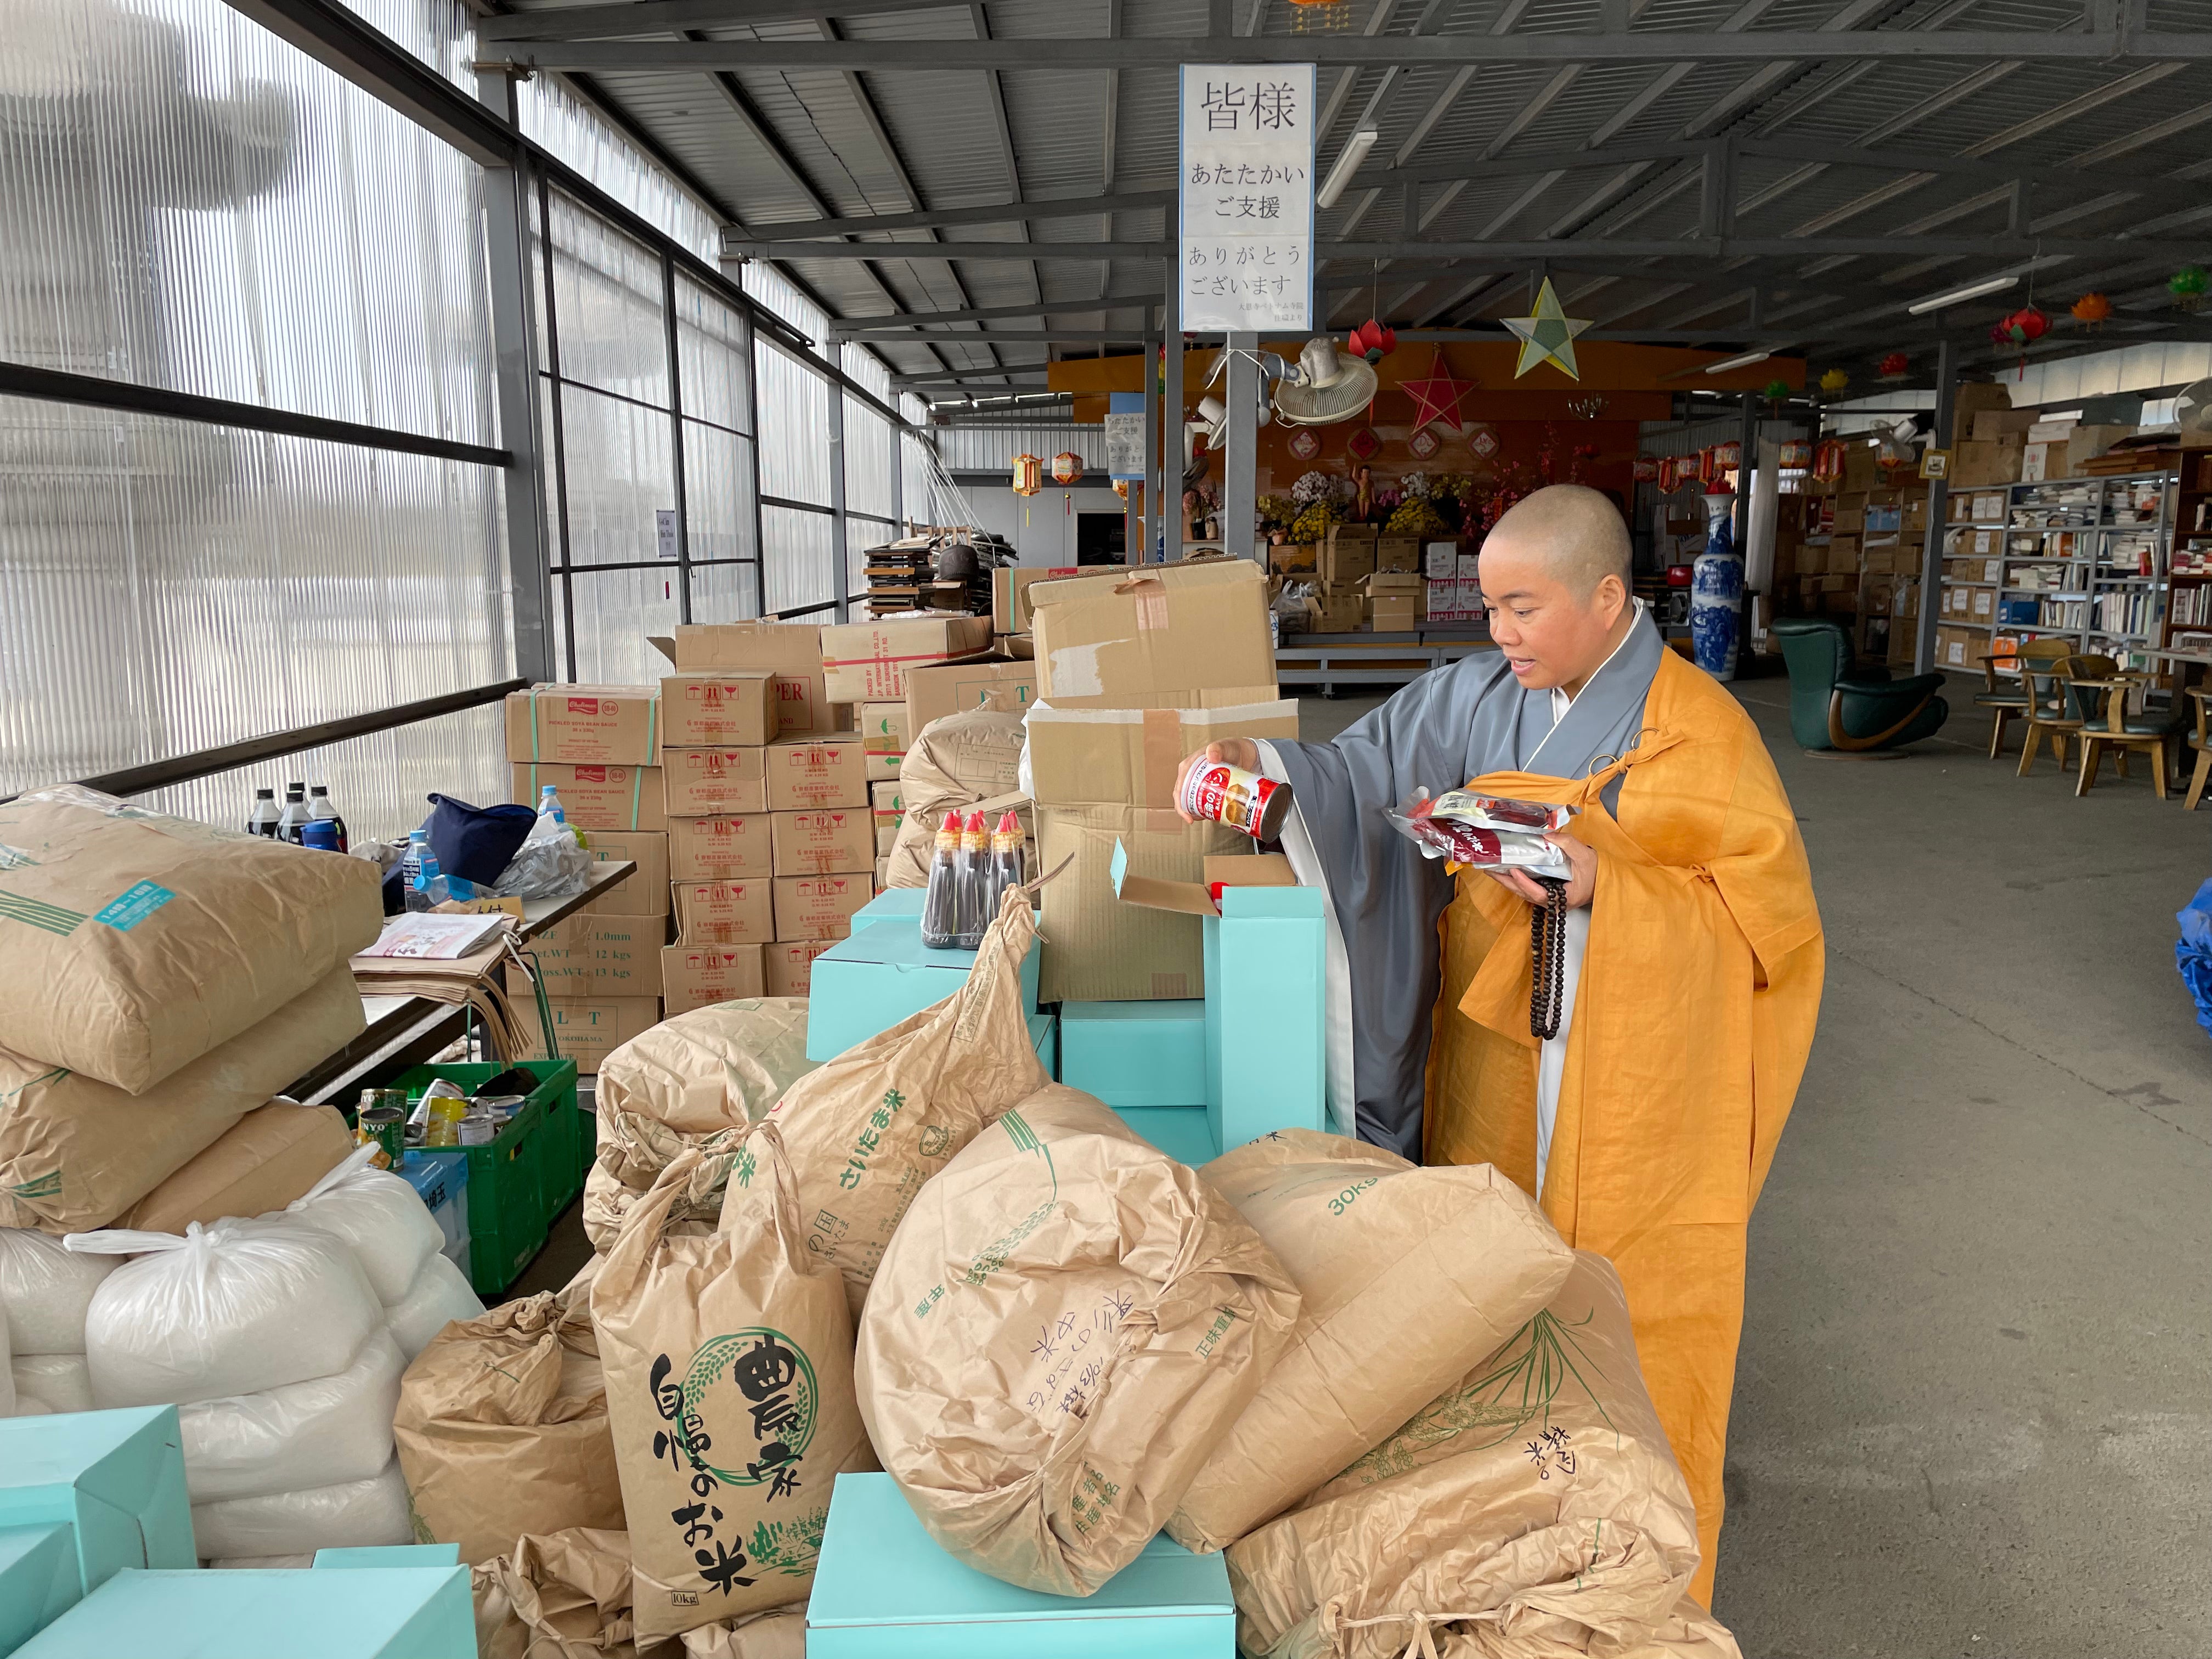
[1771,618,1950,752]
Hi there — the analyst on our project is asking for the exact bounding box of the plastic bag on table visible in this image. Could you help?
[1383,789,1573,878]
[491,818,594,901]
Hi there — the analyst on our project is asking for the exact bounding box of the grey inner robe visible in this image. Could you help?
[1259,605,1664,1159]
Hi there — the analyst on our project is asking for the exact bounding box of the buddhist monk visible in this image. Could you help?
[1176,483,1822,1605]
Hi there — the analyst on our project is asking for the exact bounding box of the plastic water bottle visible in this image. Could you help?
[308,786,348,854]
[244,788,280,837]
[538,786,566,827]
[403,831,449,912]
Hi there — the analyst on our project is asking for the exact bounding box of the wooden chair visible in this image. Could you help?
[1972,644,2046,760]
[2185,690,2212,811]
[2013,640,2089,777]
[2063,657,2186,799]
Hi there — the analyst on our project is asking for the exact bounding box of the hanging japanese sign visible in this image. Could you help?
[1178,63,1316,335]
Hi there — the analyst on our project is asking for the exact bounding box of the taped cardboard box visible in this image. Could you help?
[857,703,908,781]
[903,654,1037,738]
[868,781,904,855]
[668,622,838,736]
[1026,697,1296,813]
[506,914,666,998]
[522,998,663,1075]
[1317,538,1375,585]
[659,748,768,817]
[991,566,1077,635]
[505,687,661,766]
[773,873,873,942]
[770,809,874,877]
[1374,536,1421,574]
[659,945,766,1017]
[1036,805,1251,1002]
[764,735,868,811]
[671,878,775,946]
[819,617,993,703]
[763,940,834,998]
[1267,543,1317,577]
[658,673,774,749]
[510,764,667,833]
[577,831,669,917]
[1028,558,1275,707]
[667,814,772,881]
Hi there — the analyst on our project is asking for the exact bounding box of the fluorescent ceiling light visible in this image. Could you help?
[1905,274,2018,315]
[1316,128,1379,211]
[1702,349,1772,374]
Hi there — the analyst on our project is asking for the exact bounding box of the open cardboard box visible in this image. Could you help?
[1109,843,1297,918]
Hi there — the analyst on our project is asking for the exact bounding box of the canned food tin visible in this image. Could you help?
[1178,761,1293,842]
[357,1104,407,1170]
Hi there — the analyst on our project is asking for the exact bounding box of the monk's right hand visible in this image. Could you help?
[1174,738,1262,822]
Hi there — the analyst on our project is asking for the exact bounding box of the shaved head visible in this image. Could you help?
[1485,484,1633,598]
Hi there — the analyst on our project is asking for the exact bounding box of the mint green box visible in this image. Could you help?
[1111,1106,1218,1167]
[0,1407,194,1600]
[851,888,924,930]
[313,1544,460,1570]
[1027,1011,1058,1078]
[0,1525,79,1656]
[1204,885,1326,1154]
[806,920,1040,1062]
[808,1473,1233,1659]
[1060,1002,1206,1106]
[16,1567,473,1659]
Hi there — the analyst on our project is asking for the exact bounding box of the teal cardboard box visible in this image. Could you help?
[808,1473,1234,1659]
[0,1407,195,1600]
[0,1525,80,1657]
[15,1566,473,1659]
[850,888,924,930]
[1112,1105,1218,1167]
[1027,1010,1058,1078]
[806,918,1040,1062]
[1061,1001,1206,1106]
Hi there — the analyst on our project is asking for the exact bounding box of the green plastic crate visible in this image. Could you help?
[391,1060,579,1296]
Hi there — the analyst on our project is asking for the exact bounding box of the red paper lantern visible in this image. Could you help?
[1712,440,1742,470]
[1878,351,1909,378]
[1051,451,1084,485]
[1991,306,2049,347]
[2071,292,2112,328]
[1779,439,1812,469]
[1012,454,1042,496]
[1812,439,1847,482]
[1632,458,1660,483]
[1347,318,1398,364]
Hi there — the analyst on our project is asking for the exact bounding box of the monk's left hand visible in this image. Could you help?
[1488,831,1597,910]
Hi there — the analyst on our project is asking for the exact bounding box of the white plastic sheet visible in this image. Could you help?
[73,1216,383,1408]
[0,1227,116,1354]
[385,1253,485,1362]
[190,1459,413,1558]
[279,1144,446,1305]
[178,1328,405,1503]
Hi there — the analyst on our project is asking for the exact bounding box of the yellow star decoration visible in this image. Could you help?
[1502,278,1593,381]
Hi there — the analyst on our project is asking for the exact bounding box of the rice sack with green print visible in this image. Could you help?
[855,1084,1301,1597]
[1224,1249,1726,1659]
[592,1128,874,1641]
[1166,1131,1576,1555]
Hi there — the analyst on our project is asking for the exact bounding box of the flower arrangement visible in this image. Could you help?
[1290,469,1342,505]
[1386,496,1452,537]
[1257,493,1297,531]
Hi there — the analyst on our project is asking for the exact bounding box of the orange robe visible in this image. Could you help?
[1423,650,1822,1607]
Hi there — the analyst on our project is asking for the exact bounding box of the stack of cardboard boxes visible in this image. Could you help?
[504,684,671,1072]
[1271,527,1440,633]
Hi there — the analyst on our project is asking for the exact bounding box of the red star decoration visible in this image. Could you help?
[1398,351,1475,432]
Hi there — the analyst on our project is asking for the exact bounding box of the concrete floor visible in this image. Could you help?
[1302,672,2212,1658]
[517,668,2211,1657]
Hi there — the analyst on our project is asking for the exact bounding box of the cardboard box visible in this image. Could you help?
[1029,558,1276,708]
[1036,805,1250,1003]
[1972,408,2037,441]
[1266,543,1317,576]
[576,829,668,916]
[1373,536,1421,573]
[1026,698,1298,810]
[1318,537,1376,584]
[1825,537,1860,574]
[659,943,765,1017]
[1424,541,1459,579]
[772,808,874,876]
[670,878,775,945]
[657,673,774,748]
[803,922,1041,1062]
[1059,1001,1207,1108]
[903,654,1037,737]
[1325,522,1378,543]
[763,940,835,998]
[1953,437,2024,488]
[1950,382,2012,441]
[1934,625,1983,670]
[523,996,661,1074]
[991,565,1078,635]
[1302,592,1364,632]
[506,912,663,997]
[870,779,905,855]
[764,733,868,810]
[667,812,772,880]
[774,872,873,941]
[819,617,994,703]
[1368,595,1419,630]
[2021,440,2056,483]
[509,763,666,832]
[0,1406,196,1601]
[504,685,659,765]
[2027,417,2079,443]
[659,747,767,816]
[17,1562,475,1659]
[669,621,836,735]
[2067,424,2136,474]
[858,702,908,780]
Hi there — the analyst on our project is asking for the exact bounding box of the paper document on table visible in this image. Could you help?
[357,913,510,960]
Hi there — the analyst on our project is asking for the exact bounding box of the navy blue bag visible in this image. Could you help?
[422,793,539,889]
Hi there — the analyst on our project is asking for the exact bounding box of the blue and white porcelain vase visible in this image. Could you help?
[1691,489,1745,682]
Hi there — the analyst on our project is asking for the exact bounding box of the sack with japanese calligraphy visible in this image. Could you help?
[763,882,1049,1317]
[394,1282,625,1565]
[854,1084,1302,1596]
[592,1129,873,1640]
[1166,1132,1575,1553]
[584,998,819,1251]
[1224,1251,1725,1659]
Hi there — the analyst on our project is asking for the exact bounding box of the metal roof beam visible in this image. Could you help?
[728,234,2212,261]
[829,291,1165,330]
[492,32,2212,71]
[482,0,975,41]
[847,329,1158,342]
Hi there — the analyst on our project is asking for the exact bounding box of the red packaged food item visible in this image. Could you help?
[1178,761,1294,842]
